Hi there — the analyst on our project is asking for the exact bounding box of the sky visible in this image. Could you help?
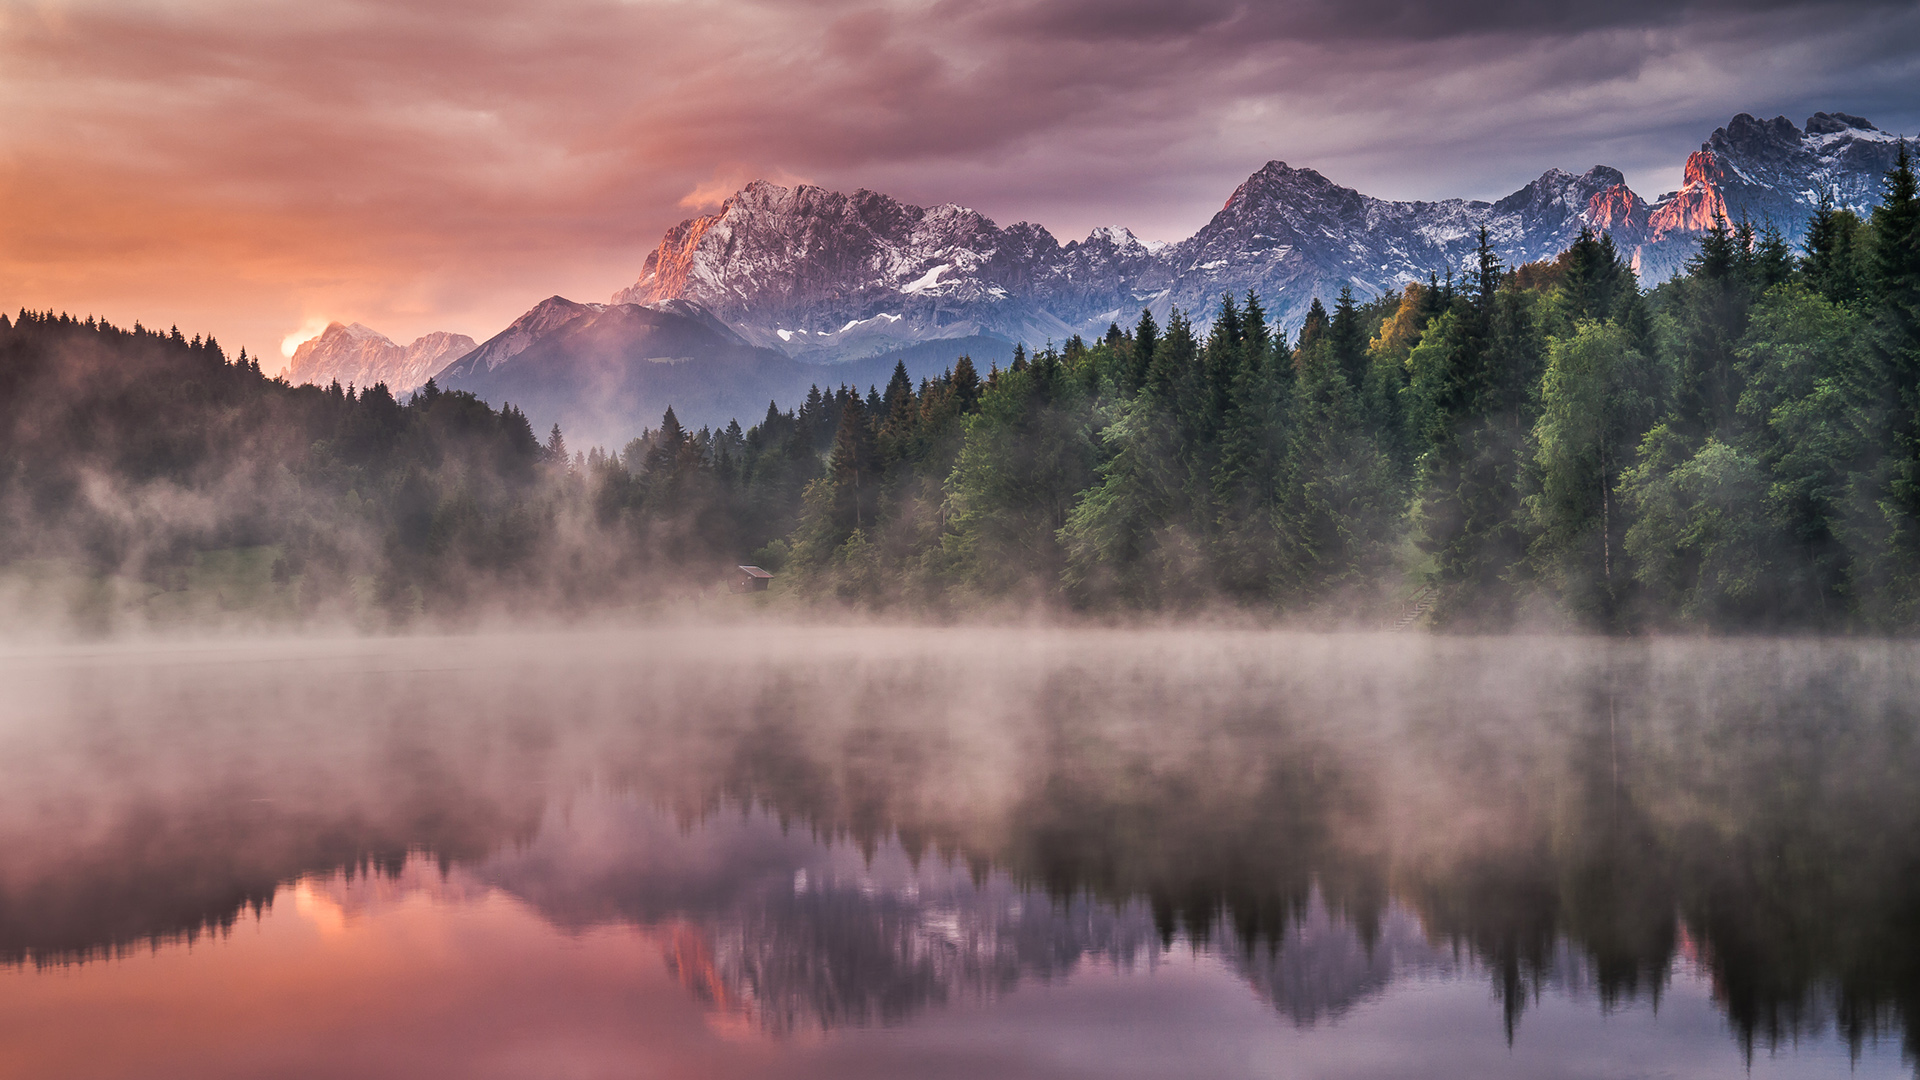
[2,0,1917,370]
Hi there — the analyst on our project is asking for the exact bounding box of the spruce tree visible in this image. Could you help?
[950,355,982,413]
[1330,285,1368,393]
[1689,214,1761,442]
[1213,297,1284,599]
[1276,340,1393,604]
[1296,298,1330,356]
[1127,309,1159,396]
[1801,192,1864,306]
[1859,143,1920,622]
[828,393,879,533]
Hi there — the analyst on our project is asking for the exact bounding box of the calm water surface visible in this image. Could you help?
[1,628,1915,1079]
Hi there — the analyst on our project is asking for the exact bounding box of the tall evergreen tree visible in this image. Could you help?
[1276,340,1394,604]
[1856,143,1920,622]
[1669,215,1755,442]
[1801,192,1865,306]
[1296,298,1330,356]
[1127,309,1159,397]
[1330,285,1368,393]
[828,393,879,534]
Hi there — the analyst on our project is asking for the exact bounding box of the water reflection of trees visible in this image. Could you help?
[3,635,1918,1059]
[669,640,1920,1057]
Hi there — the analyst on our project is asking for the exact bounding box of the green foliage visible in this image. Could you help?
[1621,430,1769,623]
[943,351,1098,597]
[1527,320,1661,622]
[1275,342,1396,603]
[1737,284,1872,618]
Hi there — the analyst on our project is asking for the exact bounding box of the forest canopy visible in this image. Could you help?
[3,148,1918,633]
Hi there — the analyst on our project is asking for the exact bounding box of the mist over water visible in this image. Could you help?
[2,628,1916,1078]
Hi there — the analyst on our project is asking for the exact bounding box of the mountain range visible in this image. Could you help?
[286,322,475,395]
[287,111,1910,446]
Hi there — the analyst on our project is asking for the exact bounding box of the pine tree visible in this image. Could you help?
[878,360,918,467]
[1330,285,1367,393]
[1670,214,1755,442]
[1127,309,1159,396]
[1857,142,1920,622]
[1275,341,1394,604]
[1554,228,1632,330]
[950,355,982,413]
[829,393,879,533]
[1406,228,1537,625]
[1296,298,1330,356]
[1212,295,1284,599]
[1801,191,1864,306]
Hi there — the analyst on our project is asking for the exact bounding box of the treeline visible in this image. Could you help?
[3,149,1917,629]
[0,315,571,620]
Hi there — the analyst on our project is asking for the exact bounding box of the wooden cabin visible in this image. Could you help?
[731,565,773,593]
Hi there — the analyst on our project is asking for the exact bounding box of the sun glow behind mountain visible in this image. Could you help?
[281,317,333,361]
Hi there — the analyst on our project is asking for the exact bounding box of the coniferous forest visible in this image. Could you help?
[4,150,1919,631]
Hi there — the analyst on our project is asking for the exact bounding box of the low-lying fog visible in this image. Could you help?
[2,628,1915,1079]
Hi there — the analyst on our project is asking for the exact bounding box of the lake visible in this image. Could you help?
[1,628,1915,1079]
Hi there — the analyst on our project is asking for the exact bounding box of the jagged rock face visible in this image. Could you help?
[614,180,1078,361]
[1703,111,1904,227]
[617,111,1908,350]
[1622,112,1906,280]
[1159,162,1631,328]
[328,111,1907,447]
[1586,185,1649,234]
[286,323,476,393]
[616,162,1644,343]
[1647,151,1731,236]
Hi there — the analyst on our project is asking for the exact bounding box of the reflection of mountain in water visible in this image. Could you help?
[701,876,1173,1035]
[6,632,1920,1061]
[1230,893,1457,1026]
[475,798,1165,1034]
[473,797,1511,1037]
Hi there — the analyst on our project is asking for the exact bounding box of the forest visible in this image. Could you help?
[2,148,1916,632]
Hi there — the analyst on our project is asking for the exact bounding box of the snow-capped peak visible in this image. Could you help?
[1084,226,1170,254]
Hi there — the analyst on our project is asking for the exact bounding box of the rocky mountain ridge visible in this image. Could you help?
[615,111,1909,349]
[285,322,475,394]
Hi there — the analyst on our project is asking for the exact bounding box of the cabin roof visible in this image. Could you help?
[737,565,773,578]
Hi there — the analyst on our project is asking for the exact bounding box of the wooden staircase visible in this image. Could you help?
[1390,585,1438,631]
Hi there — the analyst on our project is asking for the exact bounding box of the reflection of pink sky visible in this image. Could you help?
[0,858,785,1080]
